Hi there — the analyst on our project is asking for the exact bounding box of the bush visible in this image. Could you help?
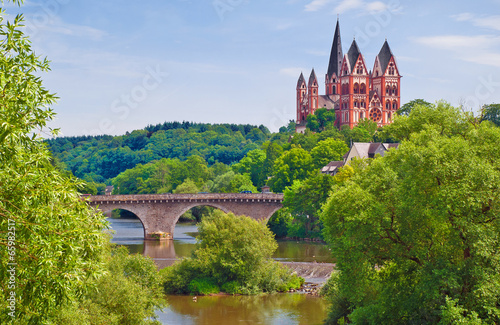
[50,245,165,325]
[221,281,241,295]
[188,278,220,295]
[162,211,303,295]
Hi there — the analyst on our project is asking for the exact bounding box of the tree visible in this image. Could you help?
[52,246,165,325]
[268,147,314,193]
[321,103,500,324]
[310,138,349,170]
[173,179,199,194]
[481,103,500,126]
[397,98,432,116]
[0,5,108,322]
[163,211,303,295]
[232,149,266,187]
[306,108,336,132]
[282,173,336,239]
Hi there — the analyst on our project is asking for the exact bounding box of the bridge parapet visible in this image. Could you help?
[87,193,283,204]
[86,193,284,240]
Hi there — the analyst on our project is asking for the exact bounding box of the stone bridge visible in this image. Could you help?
[86,193,283,240]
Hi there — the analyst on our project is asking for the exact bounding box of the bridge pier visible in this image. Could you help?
[86,193,283,240]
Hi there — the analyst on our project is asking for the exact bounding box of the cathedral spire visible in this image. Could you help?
[327,17,343,79]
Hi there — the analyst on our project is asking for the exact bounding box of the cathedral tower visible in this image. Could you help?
[325,18,342,96]
[295,19,401,132]
[371,40,401,124]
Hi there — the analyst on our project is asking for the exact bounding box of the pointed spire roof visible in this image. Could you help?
[297,72,305,88]
[377,40,394,74]
[308,69,318,87]
[327,18,343,78]
[347,39,361,72]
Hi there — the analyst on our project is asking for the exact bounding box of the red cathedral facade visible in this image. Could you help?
[296,19,401,132]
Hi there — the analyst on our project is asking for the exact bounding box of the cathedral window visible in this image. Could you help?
[354,83,359,94]
[392,101,398,110]
[386,100,391,110]
[354,100,359,108]
[388,64,395,75]
[360,83,366,94]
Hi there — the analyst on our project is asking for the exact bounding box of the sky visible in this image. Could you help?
[5,0,500,136]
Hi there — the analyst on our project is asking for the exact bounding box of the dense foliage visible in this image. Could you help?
[162,211,303,295]
[0,3,166,323]
[321,102,500,324]
[50,246,165,325]
[46,121,273,183]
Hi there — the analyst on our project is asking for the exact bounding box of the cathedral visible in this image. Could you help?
[296,19,401,132]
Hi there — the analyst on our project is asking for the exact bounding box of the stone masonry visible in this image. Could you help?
[86,193,283,240]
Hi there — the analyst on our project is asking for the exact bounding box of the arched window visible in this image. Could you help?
[392,101,398,110]
[354,100,359,108]
[353,83,359,94]
[393,86,398,96]
[360,83,366,94]
[388,63,395,75]
[386,85,390,95]
[386,100,391,110]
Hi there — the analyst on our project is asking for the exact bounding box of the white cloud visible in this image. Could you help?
[414,35,499,51]
[335,0,364,14]
[414,35,500,68]
[365,1,388,13]
[452,13,500,31]
[305,0,399,15]
[305,0,336,12]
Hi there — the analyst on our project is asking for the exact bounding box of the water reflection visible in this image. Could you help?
[108,218,330,325]
[107,218,334,265]
[158,294,327,325]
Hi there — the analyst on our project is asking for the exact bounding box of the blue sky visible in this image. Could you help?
[6,0,500,136]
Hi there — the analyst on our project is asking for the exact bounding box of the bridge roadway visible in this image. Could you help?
[87,193,283,240]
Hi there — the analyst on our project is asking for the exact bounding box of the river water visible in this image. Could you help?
[108,217,331,325]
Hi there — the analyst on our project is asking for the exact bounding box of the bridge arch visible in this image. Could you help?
[87,193,284,240]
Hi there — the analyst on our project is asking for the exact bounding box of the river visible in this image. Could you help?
[108,217,332,325]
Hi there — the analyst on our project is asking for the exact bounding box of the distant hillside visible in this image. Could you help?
[46,121,272,183]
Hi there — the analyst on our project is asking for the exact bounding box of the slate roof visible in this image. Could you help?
[347,39,362,73]
[377,40,394,74]
[297,72,305,88]
[308,69,318,86]
[318,95,336,109]
[327,19,343,78]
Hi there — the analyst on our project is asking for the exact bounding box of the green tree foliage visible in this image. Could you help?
[163,211,303,295]
[51,246,165,325]
[397,98,432,116]
[481,103,500,126]
[172,179,199,194]
[232,149,266,188]
[0,5,109,323]
[321,102,500,324]
[310,138,349,170]
[268,147,314,193]
[306,108,336,132]
[282,173,336,239]
[46,122,271,182]
[210,171,257,193]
